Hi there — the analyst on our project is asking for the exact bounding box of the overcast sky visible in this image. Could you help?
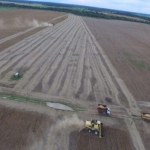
[33,0,150,14]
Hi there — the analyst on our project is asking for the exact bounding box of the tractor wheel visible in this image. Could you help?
[94,131,98,135]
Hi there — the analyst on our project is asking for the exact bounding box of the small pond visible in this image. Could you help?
[46,102,74,111]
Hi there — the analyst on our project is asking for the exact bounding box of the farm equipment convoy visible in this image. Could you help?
[97,104,150,123]
[85,119,104,138]
[84,105,150,140]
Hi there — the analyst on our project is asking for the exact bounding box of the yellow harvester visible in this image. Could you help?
[141,113,150,122]
[85,119,103,138]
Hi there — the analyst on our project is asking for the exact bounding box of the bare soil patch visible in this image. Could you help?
[70,127,134,150]
[83,17,150,102]
[0,105,51,150]
[0,9,66,39]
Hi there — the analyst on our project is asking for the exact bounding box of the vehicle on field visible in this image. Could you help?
[105,97,112,103]
[97,104,110,115]
[85,119,104,138]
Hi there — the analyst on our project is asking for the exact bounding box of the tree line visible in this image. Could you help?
[0,2,150,25]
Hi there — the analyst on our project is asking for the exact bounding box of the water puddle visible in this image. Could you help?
[46,102,74,111]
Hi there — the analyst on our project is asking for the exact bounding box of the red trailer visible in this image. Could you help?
[97,104,110,115]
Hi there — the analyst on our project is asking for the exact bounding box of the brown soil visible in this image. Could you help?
[70,127,134,150]
[0,105,51,150]
[82,17,150,102]
[0,9,66,39]
[69,131,79,150]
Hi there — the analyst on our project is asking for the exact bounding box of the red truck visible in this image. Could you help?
[97,104,110,115]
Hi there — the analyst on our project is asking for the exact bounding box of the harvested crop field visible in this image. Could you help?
[0,105,51,150]
[0,9,66,39]
[0,27,45,52]
[83,17,150,102]
[70,127,134,150]
[0,14,119,103]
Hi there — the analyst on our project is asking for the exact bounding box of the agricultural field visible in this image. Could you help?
[0,8,149,150]
[83,17,150,150]
[0,14,118,103]
[0,105,51,150]
[76,127,133,150]
[0,9,66,39]
[83,17,150,102]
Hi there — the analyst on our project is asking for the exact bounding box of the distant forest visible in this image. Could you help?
[0,0,150,25]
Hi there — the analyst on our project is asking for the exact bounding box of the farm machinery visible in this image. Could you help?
[141,113,150,122]
[97,104,150,123]
[97,104,110,115]
[85,119,104,138]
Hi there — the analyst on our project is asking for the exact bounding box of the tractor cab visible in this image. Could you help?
[91,119,98,124]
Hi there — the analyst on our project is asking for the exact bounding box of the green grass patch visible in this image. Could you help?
[11,73,23,80]
[71,106,85,111]
[0,6,15,11]
[0,92,84,111]
[123,52,150,71]
[130,60,150,71]
[131,60,146,69]
[123,51,131,58]
[0,92,46,105]
[131,114,141,118]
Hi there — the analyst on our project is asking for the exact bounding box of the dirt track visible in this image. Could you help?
[0,14,148,150]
